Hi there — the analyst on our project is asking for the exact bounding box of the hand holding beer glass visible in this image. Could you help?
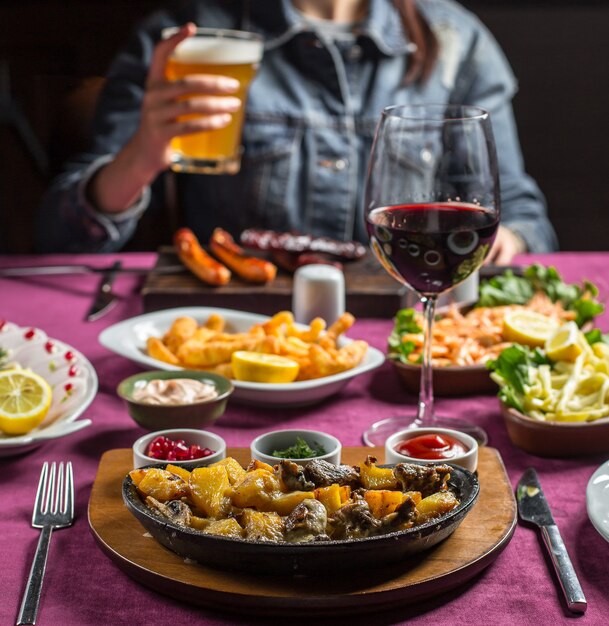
[162,25,263,175]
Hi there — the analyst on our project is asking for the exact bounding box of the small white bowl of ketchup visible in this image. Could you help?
[385,427,478,472]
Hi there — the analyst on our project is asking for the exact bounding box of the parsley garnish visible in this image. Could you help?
[272,437,327,459]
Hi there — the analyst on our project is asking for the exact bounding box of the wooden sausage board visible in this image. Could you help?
[88,446,516,616]
[141,247,410,317]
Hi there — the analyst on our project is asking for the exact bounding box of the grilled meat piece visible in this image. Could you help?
[240,229,366,260]
[381,495,418,531]
[304,459,361,488]
[146,497,192,527]
[270,250,344,273]
[329,497,381,539]
[394,463,452,498]
[284,499,329,543]
[277,460,315,492]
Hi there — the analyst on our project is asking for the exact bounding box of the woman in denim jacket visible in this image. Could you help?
[37,0,557,263]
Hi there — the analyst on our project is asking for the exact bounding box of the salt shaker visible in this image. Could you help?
[451,269,479,305]
[292,264,345,325]
[438,269,479,308]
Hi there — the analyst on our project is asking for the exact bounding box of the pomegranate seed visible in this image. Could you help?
[0,320,5,330]
[45,341,55,353]
[68,365,79,377]
[64,383,73,392]
[145,435,215,461]
[24,329,36,340]
[64,351,75,361]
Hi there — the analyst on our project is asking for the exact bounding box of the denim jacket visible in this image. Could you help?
[37,0,557,253]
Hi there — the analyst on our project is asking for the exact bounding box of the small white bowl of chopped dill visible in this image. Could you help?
[250,429,341,467]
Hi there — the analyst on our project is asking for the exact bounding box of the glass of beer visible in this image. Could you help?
[163,27,264,175]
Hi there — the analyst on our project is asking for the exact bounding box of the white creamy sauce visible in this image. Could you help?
[133,378,217,405]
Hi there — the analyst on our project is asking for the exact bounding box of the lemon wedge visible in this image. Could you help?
[231,352,300,383]
[0,369,53,435]
[544,322,583,362]
[502,310,560,348]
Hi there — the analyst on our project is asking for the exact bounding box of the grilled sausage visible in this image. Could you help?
[174,228,231,286]
[210,228,277,283]
[241,229,366,260]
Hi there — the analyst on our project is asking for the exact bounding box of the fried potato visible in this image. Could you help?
[192,327,218,343]
[328,312,355,338]
[335,340,368,371]
[177,336,261,367]
[204,313,225,332]
[146,337,180,366]
[201,362,234,378]
[163,316,198,353]
[287,317,326,342]
[263,311,294,336]
[145,311,368,382]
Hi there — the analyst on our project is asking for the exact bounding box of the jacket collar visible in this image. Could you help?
[246,0,413,55]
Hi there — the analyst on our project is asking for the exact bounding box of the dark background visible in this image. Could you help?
[1,1,608,253]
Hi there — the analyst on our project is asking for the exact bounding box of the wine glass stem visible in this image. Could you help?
[416,294,438,427]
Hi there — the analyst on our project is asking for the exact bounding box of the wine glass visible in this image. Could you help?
[363,104,500,447]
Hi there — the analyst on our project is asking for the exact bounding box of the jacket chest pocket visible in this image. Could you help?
[235,121,302,231]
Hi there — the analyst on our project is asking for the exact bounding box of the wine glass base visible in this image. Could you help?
[362,415,488,448]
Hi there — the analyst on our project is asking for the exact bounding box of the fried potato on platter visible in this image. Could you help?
[145,311,368,383]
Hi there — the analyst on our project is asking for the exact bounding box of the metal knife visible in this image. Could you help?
[0,264,186,277]
[516,468,587,613]
[86,261,121,321]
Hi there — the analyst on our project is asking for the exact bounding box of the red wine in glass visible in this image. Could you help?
[362,103,500,447]
[366,202,499,295]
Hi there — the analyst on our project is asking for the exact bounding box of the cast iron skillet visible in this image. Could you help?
[122,462,479,576]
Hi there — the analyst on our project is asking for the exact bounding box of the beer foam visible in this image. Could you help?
[171,37,263,65]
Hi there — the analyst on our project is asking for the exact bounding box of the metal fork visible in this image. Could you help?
[17,462,74,626]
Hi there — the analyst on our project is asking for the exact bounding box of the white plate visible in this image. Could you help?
[0,321,97,456]
[99,307,384,407]
[586,459,609,543]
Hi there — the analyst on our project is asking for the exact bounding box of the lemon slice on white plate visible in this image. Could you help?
[502,310,560,348]
[0,369,53,435]
[231,352,300,383]
[544,322,583,362]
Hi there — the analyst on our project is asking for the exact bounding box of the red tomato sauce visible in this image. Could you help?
[395,433,468,460]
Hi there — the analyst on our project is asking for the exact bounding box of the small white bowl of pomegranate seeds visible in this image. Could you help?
[132,428,226,469]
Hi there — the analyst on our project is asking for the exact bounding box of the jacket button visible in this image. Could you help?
[318,158,349,170]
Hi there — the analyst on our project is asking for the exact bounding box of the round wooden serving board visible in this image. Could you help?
[88,446,516,616]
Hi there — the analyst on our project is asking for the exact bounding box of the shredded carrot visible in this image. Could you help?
[401,292,575,367]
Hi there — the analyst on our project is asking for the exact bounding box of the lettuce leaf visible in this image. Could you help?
[486,344,549,412]
[477,263,603,326]
[477,270,534,307]
[388,308,422,364]
[584,329,609,345]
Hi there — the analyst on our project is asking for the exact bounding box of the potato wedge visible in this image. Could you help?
[189,466,231,518]
[416,491,460,522]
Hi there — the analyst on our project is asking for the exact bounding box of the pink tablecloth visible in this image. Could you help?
[1,252,608,625]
